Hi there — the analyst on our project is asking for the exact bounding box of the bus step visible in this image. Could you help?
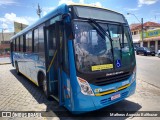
[50,95,59,102]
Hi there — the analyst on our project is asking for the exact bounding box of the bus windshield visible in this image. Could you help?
[73,21,132,73]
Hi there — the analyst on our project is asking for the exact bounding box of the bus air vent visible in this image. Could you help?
[92,72,131,86]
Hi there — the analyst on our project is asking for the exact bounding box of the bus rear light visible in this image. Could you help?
[77,77,94,96]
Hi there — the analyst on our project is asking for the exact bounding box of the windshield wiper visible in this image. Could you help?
[88,18,113,42]
[88,18,115,64]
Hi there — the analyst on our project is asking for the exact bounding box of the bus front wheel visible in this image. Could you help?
[15,62,20,75]
[38,72,51,100]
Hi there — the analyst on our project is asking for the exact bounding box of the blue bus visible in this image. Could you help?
[10,3,136,113]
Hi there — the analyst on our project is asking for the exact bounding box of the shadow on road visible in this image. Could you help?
[10,69,141,119]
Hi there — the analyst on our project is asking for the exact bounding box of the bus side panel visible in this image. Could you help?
[18,53,26,74]
[10,42,14,67]
[61,70,73,111]
[67,41,82,111]
[24,53,39,85]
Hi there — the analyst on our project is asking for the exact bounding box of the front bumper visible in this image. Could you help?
[71,81,136,113]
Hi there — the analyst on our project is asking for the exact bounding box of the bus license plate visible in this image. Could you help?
[111,94,120,100]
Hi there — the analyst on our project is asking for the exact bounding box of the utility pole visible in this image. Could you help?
[1,29,5,45]
[141,18,144,47]
[2,29,4,43]
[127,13,144,47]
[37,3,42,18]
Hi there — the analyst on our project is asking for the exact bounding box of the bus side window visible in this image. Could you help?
[13,39,15,51]
[18,37,20,52]
[23,35,26,52]
[15,38,19,52]
[34,28,39,53]
[48,25,56,58]
[26,31,32,53]
[20,36,23,52]
[38,25,45,60]
[26,33,29,52]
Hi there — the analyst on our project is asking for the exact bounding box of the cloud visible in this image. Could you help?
[138,0,159,7]
[90,2,102,7]
[0,0,17,6]
[79,0,84,3]
[79,0,102,7]
[42,6,55,16]
[0,13,37,32]
[58,0,102,7]
[3,13,34,25]
[58,0,73,5]
[125,8,139,11]
[1,23,8,29]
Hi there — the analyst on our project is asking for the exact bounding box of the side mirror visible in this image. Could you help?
[62,13,75,40]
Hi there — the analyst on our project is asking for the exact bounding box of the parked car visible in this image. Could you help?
[134,46,139,51]
[136,47,155,56]
[157,50,160,58]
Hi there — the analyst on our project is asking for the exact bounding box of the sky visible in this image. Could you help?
[0,0,160,32]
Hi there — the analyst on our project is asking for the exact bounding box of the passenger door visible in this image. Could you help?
[44,21,63,101]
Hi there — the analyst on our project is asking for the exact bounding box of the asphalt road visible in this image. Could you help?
[136,55,160,88]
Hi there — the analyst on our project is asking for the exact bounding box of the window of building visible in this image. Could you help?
[150,41,155,51]
[143,42,148,47]
[158,41,160,50]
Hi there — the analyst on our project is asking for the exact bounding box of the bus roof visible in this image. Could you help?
[67,2,121,14]
[11,3,123,41]
[10,4,68,40]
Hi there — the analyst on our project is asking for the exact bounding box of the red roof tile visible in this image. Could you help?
[130,22,160,31]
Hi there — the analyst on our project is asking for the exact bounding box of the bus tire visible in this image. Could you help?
[15,62,20,75]
[38,72,51,100]
[144,52,147,56]
[136,52,139,55]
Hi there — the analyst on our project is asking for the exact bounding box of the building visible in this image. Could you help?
[0,32,14,54]
[130,22,160,52]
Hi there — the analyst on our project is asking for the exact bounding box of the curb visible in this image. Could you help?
[138,77,160,89]
[141,79,160,89]
[0,63,11,65]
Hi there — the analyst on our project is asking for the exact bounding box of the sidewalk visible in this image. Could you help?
[0,57,11,65]
[127,78,160,111]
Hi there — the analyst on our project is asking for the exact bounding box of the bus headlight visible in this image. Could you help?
[77,77,94,96]
[131,66,136,84]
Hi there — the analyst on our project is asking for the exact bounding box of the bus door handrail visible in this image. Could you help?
[47,50,58,73]
[47,42,62,73]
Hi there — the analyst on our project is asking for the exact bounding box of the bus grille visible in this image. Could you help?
[91,72,131,86]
